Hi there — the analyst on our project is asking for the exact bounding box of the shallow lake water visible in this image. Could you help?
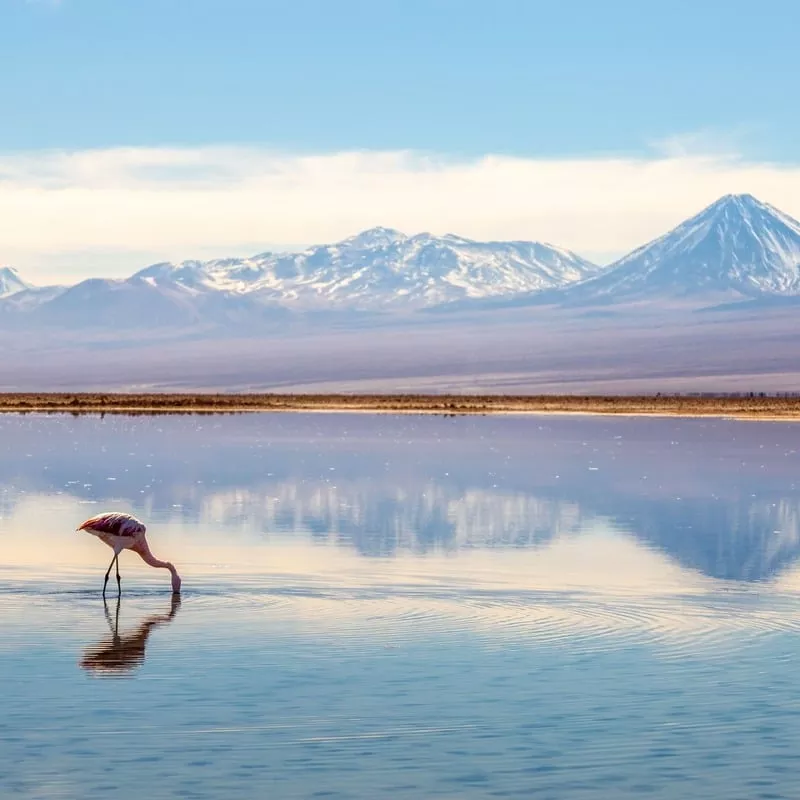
[3,411,800,799]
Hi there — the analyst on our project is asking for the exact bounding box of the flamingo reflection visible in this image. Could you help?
[80,594,181,676]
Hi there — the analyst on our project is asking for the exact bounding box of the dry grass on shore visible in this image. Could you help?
[1,392,799,419]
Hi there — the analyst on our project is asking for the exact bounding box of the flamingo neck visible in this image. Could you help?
[136,541,182,593]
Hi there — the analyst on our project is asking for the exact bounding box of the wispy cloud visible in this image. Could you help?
[1,144,800,281]
[648,126,765,160]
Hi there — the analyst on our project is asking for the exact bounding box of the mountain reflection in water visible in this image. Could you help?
[1,412,799,583]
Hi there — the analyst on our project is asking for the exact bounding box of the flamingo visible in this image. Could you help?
[77,511,182,596]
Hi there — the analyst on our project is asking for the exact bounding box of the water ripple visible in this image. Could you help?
[3,575,800,659]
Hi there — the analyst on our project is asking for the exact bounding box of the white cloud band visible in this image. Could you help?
[1,145,800,280]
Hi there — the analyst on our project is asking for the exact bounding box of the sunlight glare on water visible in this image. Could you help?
[3,412,800,798]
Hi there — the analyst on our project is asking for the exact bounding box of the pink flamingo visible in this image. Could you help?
[77,512,182,596]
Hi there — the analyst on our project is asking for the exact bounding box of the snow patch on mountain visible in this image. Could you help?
[0,267,30,298]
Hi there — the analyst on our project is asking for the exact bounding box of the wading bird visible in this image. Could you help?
[77,512,182,596]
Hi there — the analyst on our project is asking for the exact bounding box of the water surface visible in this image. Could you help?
[2,412,800,798]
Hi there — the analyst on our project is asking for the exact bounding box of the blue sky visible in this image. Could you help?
[2,0,800,281]
[3,0,799,158]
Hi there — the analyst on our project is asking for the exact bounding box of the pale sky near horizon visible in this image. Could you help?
[2,0,800,283]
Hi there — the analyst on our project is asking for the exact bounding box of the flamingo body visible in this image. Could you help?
[80,511,146,550]
[77,511,182,595]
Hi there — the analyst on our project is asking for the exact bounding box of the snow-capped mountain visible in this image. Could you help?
[3,197,800,334]
[0,267,29,298]
[555,194,800,305]
[0,229,601,330]
[131,228,603,310]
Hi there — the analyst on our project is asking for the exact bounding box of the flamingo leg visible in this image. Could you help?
[102,555,115,597]
[115,553,122,595]
[102,552,120,597]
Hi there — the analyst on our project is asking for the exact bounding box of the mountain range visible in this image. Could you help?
[2,193,799,332]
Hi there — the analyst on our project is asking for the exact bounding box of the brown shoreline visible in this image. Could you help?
[1,392,800,420]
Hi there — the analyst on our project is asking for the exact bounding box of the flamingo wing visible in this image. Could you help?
[78,512,146,537]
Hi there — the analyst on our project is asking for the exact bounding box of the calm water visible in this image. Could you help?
[3,412,800,799]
